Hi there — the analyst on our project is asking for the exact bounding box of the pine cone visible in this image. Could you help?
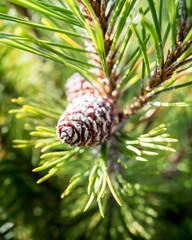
[56,73,119,147]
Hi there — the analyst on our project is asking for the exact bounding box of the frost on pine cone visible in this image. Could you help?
[56,73,119,147]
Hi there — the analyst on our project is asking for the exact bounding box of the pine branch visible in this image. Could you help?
[2,1,192,231]
[121,4,192,120]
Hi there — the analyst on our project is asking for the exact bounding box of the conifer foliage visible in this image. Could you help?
[1,0,192,239]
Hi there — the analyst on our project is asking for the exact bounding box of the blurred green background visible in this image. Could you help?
[1,1,192,240]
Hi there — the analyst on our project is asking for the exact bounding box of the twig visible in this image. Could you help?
[121,18,192,120]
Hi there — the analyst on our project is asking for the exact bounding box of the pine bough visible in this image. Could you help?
[1,0,192,239]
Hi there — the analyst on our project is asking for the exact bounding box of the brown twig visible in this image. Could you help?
[121,20,192,121]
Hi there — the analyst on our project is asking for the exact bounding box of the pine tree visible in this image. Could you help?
[0,0,192,239]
